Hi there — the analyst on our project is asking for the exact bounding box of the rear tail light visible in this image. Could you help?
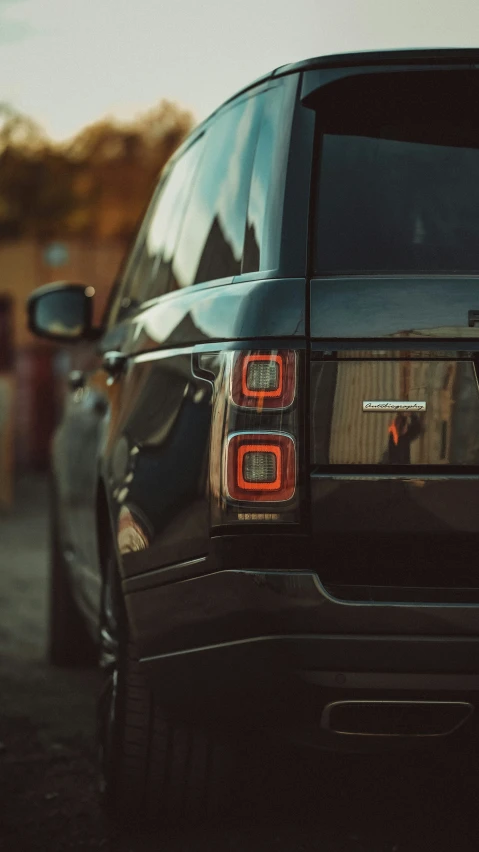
[204,348,301,525]
[226,433,296,502]
[231,351,296,409]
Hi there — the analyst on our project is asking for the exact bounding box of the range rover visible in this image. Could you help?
[27,48,479,825]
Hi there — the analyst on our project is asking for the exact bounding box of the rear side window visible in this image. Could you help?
[132,136,205,304]
[171,94,264,288]
[104,137,205,326]
[243,83,287,273]
[105,182,165,328]
[313,71,479,275]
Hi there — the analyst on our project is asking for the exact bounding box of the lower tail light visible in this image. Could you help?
[226,433,296,502]
[240,445,280,488]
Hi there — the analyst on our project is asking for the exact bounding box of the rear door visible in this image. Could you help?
[307,66,479,598]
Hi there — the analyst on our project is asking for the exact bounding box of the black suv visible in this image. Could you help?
[28,48,479,824]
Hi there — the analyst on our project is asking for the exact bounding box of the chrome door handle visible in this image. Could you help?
[102,350,127,375]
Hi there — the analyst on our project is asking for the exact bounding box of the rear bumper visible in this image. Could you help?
[140,632,479,749]
[124,552,479,746]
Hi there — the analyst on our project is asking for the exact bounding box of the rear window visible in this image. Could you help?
[314,71,479,275]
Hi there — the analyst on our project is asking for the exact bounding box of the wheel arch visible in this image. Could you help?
[95,477,119,584]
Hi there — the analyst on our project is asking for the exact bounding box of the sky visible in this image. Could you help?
[1,0,479,141]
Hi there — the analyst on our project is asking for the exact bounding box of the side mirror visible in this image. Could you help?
[27,282,99,342]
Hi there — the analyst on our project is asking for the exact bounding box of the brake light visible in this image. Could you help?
[204,348,301,525]
[231,351,296,409]
[226,433,296,502]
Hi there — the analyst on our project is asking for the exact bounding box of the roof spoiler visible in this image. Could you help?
[300,59,479,107]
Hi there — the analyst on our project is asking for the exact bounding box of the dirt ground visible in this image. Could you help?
[1,475,479,851]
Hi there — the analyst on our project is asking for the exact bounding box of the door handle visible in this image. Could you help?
[468,310,479,327]
[102,350,127,375]
[68,370,85,391]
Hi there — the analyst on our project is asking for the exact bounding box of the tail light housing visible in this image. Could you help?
[206,348,302,526]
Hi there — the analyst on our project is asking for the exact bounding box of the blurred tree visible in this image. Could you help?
[0,103,47,154]
[0,99,195,241]
[65,100,194,240]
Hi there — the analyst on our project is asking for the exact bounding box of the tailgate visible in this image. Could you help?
[306,68,479,598]
[309,342,479,598]
[309,341,479,597]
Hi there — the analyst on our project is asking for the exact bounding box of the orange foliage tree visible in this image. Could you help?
[0,100,195,241]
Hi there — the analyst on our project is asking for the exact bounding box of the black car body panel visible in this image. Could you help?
[310,278,479,339]
[34,49,479,748]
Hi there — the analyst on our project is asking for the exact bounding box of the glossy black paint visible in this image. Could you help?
[50,276,309,628]
[102,277,306,356]
[109,349,213,575]
[311,278,479,338]
[35,50,479,750]
[133,567,479,747]
[126,564,479,660]
[310,356,479,466]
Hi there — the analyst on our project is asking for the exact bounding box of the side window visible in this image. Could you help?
[105,176,168,328]
[104,135,205,327]
[129,136,205,305]
[243,83,288,274]
[171,94,264,289]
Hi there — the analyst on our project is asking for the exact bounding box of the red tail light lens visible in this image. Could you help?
[231,351,296,409]
[226,433,296,502]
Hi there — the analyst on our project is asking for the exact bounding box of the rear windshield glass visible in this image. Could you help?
[314,71,479,275]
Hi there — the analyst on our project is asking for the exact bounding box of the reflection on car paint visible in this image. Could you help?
[117,505,149,554]
[311,358,479,466]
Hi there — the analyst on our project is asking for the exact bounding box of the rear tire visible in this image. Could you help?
[48,485,98,667]
[98,549,234,827]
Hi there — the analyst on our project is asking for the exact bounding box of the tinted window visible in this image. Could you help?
[314,71,479,275]
[171,95,263,289]
[243,84,286,273]
[131,137,205,304]
[105,179,166,327]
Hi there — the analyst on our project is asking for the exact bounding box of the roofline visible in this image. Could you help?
[271,47,479,78]
[206,47,479,123]
[212,70,275,112]
[165,47,479,169]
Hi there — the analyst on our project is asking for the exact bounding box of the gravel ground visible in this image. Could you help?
[0,475,478,851]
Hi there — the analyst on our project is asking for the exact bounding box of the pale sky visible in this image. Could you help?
[1,0,479,141]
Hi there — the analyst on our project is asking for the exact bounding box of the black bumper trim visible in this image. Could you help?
[141,633,479,676]
[125,568,479,664]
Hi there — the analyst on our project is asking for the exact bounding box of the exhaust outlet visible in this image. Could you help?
[321,700,474,737]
